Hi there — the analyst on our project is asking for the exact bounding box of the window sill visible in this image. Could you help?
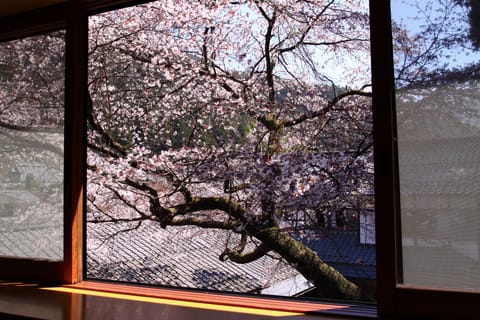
[67,281,377,318]
[0,280,376,319]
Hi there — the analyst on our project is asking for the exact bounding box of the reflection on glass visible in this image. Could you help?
[392,0,480,290]
[0,31,65,261]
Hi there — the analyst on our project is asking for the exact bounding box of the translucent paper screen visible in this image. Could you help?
[392,0,480,290]
[0,31,65,261]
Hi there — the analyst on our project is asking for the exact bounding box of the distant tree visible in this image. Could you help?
[454,0,480,48]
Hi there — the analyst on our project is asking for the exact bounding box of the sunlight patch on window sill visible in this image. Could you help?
[43,286,305,317]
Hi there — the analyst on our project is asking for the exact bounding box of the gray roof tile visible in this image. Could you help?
[86,221,304,294]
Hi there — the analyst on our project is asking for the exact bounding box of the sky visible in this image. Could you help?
[391,0,480,70]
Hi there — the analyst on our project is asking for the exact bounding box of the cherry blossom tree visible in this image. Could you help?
[86,0,374,301]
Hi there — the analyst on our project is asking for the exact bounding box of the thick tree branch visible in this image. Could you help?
[124,178,173,226]
[87,92,128,157]
[263,7,277,104]
[219,243,270,263]
[169,196,248,224]
[254,225,370,301]
[168,217,237,230]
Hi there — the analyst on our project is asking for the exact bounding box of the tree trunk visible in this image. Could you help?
[253,226,370,301]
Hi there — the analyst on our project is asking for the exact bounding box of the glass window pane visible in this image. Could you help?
[0,31,65,261]
[392,0,480,290]
[86,1,374,301]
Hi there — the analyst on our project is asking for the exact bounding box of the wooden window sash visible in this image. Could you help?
[1,1,478,319]
[0,3,85,284]
[370,1,480,319]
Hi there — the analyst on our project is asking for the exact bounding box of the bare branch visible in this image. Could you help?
[284,90,372,127]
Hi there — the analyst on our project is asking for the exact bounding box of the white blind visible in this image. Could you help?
[393,0,480,291]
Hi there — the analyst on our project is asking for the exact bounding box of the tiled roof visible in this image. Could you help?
[0,223,62,260]
[0,213,375,293]
[87,220,377,296]
[86,221,311,295]
[398,137,480,195]
[303,231,376,280]
[402,245,480,288]
[398,137,480,166]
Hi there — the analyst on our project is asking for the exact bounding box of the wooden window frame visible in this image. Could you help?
[0,3,81,284]
[0,1,478,319]
[371,1,480,319]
